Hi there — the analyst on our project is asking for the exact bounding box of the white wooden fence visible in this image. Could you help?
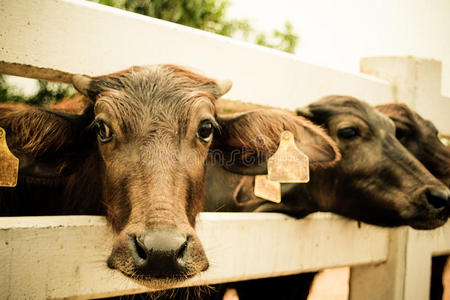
[0,0,449,299]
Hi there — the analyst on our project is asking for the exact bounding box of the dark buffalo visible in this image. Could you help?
[377,102,450,300]
[0,65,339,291]
[207,96,450,229]
[205,96,450,300]
[376,103,450,187]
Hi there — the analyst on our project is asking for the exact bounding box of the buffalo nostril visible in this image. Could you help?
[176,236,190,262]
[133,235,148,261]
[426,188,450,211]
[130,230,190,277]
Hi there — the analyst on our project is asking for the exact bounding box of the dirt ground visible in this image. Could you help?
[307,268,349,300]
[221,260,450,300]
[307,258,450,300]
[443,258,450,300]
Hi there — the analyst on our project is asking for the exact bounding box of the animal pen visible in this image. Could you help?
[1,0,450,299]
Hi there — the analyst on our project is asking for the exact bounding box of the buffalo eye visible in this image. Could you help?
[337,127,359,140]
[93,119,113,143]
[197,119,214,142]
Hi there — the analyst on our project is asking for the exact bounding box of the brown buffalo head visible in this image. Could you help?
[376,103,450,187]
[72,65,229,283]
[69,65,342,285]
[296,96,450,229]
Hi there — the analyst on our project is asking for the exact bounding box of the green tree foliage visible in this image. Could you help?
[0,76,74,105]
[255,21,298,54]
[1,0,298,105]
[95,0,299,53]
[99,0,239,35]
[0,76,26,104]
[25,81,75,106]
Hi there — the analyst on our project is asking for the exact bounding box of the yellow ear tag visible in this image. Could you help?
[0,127,19,187]
[268,131,310,183]
[254,175,281,203]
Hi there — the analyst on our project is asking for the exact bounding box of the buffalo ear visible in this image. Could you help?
[375,103,413,125]
[211,109,341,175]
[0,104,95,178]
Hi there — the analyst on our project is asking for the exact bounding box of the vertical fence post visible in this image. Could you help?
[349,56,449,299]
[402,229,433,300]
[349,228,408,300]
[350,227,433,300]
[360,56,450,134]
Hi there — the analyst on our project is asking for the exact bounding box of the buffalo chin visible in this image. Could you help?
[407,215,448,230]
[108,258,209,289]
[119,269,206,290]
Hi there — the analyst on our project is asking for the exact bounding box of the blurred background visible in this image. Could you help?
[2,0,449,104]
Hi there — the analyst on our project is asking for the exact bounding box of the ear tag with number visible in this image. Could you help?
[0,127,19,187]
[254,175,281,203]
[268,131,310,183]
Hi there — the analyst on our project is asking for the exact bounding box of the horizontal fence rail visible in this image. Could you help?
[0,213,389,299]
[1,214,449,299]
[350,222,450,300]
[0,0,393,109]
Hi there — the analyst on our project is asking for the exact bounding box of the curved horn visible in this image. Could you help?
[216,79,232,97]
[72,74,92,97]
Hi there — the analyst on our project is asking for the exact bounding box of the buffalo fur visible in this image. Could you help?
[377,103,450,187]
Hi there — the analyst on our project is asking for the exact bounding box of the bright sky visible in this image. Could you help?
[6,0,450,98]
[228,0,450,97]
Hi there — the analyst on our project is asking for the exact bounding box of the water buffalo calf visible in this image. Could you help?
[0,65,339,290]
[377,102,450,300]
[207,96,449,229]
[294,96,449,228]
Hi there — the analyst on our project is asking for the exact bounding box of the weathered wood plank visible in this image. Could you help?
[349,222,450,300]
[350,228,409,300]
[360,57,450,133]
[0,0,393,108]
[412,221,450,256]
[0,213,388,299]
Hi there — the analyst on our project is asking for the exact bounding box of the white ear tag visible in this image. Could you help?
[254,175,281,203]
[267,131,310,183]
[0,127,19,187]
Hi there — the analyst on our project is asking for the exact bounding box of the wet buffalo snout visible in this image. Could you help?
[425,187,450,213]
[131,230,191,277]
